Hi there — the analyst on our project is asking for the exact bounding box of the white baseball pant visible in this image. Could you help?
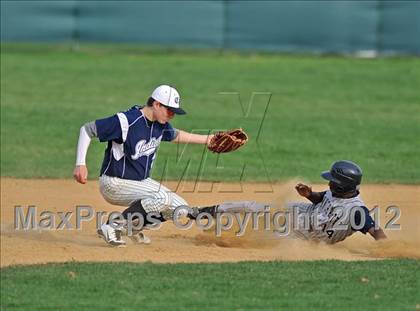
[99,175,188,213]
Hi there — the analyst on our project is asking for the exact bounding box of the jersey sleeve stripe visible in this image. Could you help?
[116,113,129,142]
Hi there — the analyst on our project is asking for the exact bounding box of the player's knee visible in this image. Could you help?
[171,193,188,207]
[155,190,172,208]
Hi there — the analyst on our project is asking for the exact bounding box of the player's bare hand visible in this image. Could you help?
[206,134,215,146]
[73,165,88,184]
[295,183,312,198]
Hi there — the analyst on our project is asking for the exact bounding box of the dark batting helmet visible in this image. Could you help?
[321,160,362,195]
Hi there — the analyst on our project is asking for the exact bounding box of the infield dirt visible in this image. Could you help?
[1,178,419,267]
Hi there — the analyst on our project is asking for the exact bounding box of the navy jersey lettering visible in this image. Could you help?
[96,106,176,180]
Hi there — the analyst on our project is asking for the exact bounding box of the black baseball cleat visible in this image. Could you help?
[187,205,218,220]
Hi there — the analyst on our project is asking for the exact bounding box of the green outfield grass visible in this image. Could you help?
[1,44,419,183]
[1,260,419,310]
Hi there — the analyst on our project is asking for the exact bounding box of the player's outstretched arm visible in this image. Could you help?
[368,227,387,240]
[73,121,97,184]
[173,130,214,145]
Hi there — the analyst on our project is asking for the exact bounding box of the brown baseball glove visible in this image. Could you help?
[207,128,248,153]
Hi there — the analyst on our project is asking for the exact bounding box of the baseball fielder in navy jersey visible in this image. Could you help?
[73,85,215,246]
